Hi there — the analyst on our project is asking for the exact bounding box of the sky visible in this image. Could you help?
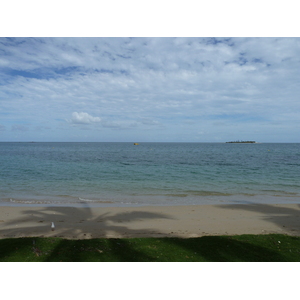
[0,37,299,142]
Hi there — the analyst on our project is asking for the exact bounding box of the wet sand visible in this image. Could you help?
[1,203,300,239]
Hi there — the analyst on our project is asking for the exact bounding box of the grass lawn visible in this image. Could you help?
[1,234,300,262]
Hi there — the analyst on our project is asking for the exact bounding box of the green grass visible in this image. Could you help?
[1,234,300,262]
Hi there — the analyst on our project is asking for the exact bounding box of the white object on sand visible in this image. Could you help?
[51,222,55,231]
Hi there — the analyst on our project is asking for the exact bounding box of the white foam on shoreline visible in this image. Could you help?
[78,197,114,203]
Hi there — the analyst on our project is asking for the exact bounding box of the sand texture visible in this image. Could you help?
[1,203,300,239]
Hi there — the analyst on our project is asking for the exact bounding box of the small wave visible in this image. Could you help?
[261,190,299,196]
[190,191,233,197]
[9,198,57,205]
[78,197,114,203]
[7,197,116,206]
[165,194,188,197]
[10,198,37,204]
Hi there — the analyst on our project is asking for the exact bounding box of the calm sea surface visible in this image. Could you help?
[0,142,299,207]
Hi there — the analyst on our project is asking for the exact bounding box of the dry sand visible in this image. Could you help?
[1,203,300,239]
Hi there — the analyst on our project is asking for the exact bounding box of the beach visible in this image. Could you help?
[1,143,299,239]
[1,203,300,239]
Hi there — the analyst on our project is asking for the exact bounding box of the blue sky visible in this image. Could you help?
[0,37,299,142]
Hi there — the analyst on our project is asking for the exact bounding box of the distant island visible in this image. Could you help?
[226,141,256,143]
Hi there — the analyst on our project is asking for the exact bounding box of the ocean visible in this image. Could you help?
[0,142,299,207]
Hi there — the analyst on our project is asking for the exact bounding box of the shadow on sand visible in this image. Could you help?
[0,204,175,261]
[217,203,300,235]
[1,203,300,261]
[0,204,177,238]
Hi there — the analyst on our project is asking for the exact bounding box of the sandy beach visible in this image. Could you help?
[1,203,300,239]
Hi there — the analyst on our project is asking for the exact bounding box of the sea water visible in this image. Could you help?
[0,142,299,207]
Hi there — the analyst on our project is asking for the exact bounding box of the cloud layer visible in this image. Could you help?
[0,37,299,142]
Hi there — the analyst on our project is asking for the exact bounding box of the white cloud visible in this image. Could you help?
[70,112,101,125]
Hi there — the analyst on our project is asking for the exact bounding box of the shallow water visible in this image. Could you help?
[0,142,299,207]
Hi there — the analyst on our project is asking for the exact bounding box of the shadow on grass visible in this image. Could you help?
[1,203,300,261]
[43,238,158,262]
[160,236,288,262]
[1,234,298,261]
[0,205,173,261]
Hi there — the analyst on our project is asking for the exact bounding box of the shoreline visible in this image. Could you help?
[1,203,300,239]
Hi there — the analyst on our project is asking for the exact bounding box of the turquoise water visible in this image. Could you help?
[0,142,299,207]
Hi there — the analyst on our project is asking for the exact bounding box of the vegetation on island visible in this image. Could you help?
[1,234,300,262]
[226,141,256,143]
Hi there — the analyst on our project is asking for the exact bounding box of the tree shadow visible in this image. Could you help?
[216,203,300,235]
[42,238,158,262]
[0,204,176,261]
[143,201,300,261]
[157,236,288,262]
[1,203,300,261]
